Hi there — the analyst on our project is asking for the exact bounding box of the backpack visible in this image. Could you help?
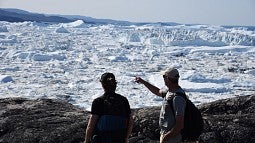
[168,92,204,141]
[92,93,129,143]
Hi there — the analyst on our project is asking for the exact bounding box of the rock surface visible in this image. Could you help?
[0,95,254,143]
[0,98,88,143]
[130,95,255,143]
[198,95,255,143]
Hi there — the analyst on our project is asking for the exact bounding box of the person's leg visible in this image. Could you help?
[160,134,182,143]
[160,134,164,143]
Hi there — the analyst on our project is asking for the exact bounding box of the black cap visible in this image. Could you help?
[100,72,116,83]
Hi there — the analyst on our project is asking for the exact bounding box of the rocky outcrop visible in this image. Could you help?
[0,98,88,143]
[130,95,255,143]
[199,95,255,143]
[0,95,254,143]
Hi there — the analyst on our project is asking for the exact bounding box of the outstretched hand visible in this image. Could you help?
[134,76,144,84]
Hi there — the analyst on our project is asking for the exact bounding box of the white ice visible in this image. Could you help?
[0,20,254,111]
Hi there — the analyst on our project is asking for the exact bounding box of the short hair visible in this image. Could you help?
[100,72,117,92]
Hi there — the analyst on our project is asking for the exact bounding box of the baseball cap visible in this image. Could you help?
[100,72,116,83]
[161,67,180,79]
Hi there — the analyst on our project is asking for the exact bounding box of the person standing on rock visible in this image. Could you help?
[135,67,186,143]
[84,72,133,143]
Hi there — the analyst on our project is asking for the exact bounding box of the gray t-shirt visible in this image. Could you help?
[159,87,186,136]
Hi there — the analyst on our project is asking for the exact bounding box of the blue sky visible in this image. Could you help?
[0,0,255,26]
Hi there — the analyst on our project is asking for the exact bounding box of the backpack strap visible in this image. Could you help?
[175,92,187,100]
[167,92,187,116]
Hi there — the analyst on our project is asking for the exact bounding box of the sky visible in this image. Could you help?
[0,0,255,26]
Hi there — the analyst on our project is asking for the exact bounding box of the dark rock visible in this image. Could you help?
[131,95,255,143]
[198,95,255,143]
[0,95,254,143]
[0,98,88,143]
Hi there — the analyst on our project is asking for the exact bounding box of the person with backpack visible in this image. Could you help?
[84,72,134,143]
[135,67,189,143]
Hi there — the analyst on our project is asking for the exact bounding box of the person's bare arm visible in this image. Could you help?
[84,114,99,143]
[125,113,134,143]
[135,77,162,97]
[161,115,184,143]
